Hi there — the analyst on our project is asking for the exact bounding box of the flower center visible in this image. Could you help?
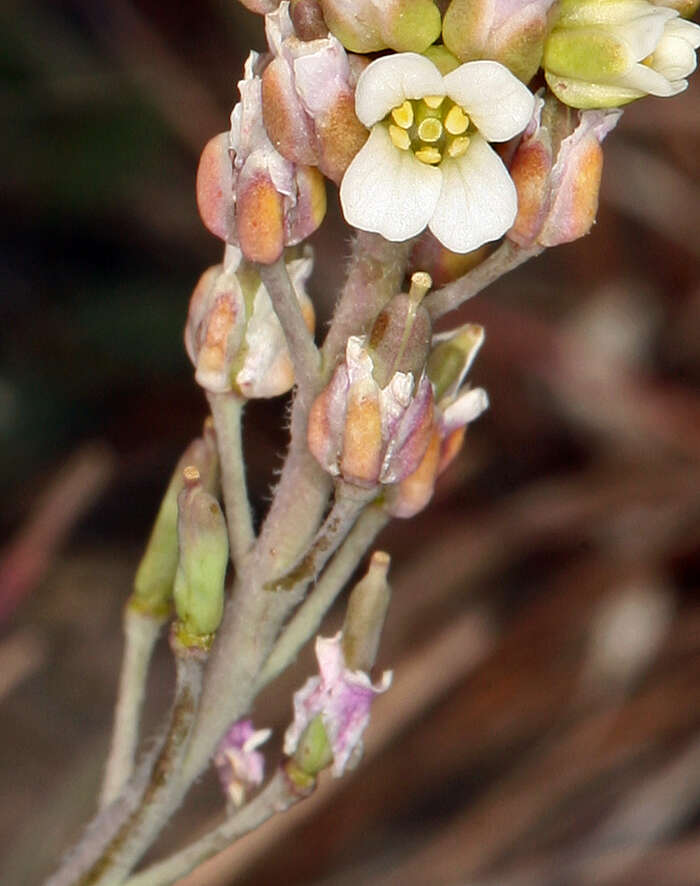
[386,96,472,165]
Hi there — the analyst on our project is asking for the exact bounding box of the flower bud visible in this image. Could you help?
[131,428,219,618]
[173,467,229,648]
[319,0,441,54]
[443,0,557,83]
[284,632,392,777]
[215,719,271,807]
[185,247,315,398]
[342,551,391,673]
[196,53,327,264]
[384,324,489,519]
[263,4,369,183]
[308,335,434,489]
[366,272,432,388]
[290,0,328,39]
[543,0,700,109]
[508,94,621,248]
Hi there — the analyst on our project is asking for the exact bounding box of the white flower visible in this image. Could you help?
[339,53,535,253]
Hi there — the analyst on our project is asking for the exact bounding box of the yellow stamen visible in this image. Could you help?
[447,136,470,158]
[391,100,414,129]
[417,118,443,143]
[415,146,442,165]
[444,105,469,136]
[389,124,411,151]
[423,94,445,110]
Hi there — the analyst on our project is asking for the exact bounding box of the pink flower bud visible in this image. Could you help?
[509,95,622,249]
[284,632,391,777]
[215,719,271,807]
[262,4,368,183]
[308,336,435,489]
[385,324,489,518]
[443,0,557,83]
[185,248,315,398]
[195,52,327,264]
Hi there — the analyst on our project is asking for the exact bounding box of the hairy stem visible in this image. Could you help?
[46,652,205,886]
[258,259,320,406]
[100,608,165,809]
[257,504,389,690]
[425,240,544,322]
[124,770,311,886]
[322,233,414,376]
[206,392,254,567]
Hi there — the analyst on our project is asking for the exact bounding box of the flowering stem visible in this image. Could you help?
[99,607,165,809]
[257,504,388,690]
[425,240,544,322]
[258,259,320,406]
[263,486,376,594]
[321,233,414,376]
[123,770,311,886]
[206,392,254,568]
[47,651,205,886]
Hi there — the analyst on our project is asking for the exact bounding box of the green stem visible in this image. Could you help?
[206,392,254,568]
[257,505,388,690]
[123,770,310,886]
[99,608,165,809]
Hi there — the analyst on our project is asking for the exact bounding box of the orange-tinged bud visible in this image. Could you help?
[235,167,286,265]
[508,94,621,249]
[196,133,235,242]
[384,428,441,519]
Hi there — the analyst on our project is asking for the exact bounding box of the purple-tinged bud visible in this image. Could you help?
[263,4,368,183]
[319,0,442,54]
[366,271,432,389]
[173,467,229,649]
[185,248,315,398]
[508,94,621,249]
[196,53,326,264]
[385,324,488,518]
[131,427,219,618]
[443,0,557,83]
[215,719,272,807]
[284,632,391,777]
[308,335,435,489]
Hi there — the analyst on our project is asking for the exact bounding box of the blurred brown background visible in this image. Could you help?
[1,2,700,884]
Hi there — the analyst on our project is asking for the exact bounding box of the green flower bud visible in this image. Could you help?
[131,426,219,618]
[427,323,485,402]
[342,551,392,672]
[366,272,433,389]
[173,467,229,648]
[320,0,441,54]
[543,0,700,109]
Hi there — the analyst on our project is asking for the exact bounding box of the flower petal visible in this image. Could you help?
[340,125,441,242]
[611,11,671,63]
[354,52,445,127]
[443,60,534,142]
[428,135,517,253]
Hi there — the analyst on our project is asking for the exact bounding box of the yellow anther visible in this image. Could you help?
[415,146,442,165]
[423,95,445,110]
[391,100,414,129]
[444,105,469,136]
[417,118,443,143]
[447,136,470,158]
[389,124,411,151]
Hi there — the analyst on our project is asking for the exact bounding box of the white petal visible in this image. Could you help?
[443,387,489,433]
[443,61,534,143]
[611,12,670,63]
[651,21,700,81]
[340,125,441,242]
[614,63,676,96]
[428,135,517,254]
[355,52,445,127]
